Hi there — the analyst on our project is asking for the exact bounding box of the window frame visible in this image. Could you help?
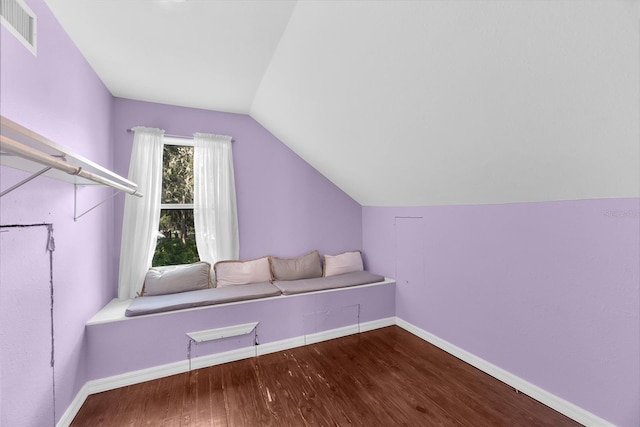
[153,136,198,266]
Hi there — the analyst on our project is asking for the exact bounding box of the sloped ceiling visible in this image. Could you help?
[45,0,639,206]
[44,0,296,113]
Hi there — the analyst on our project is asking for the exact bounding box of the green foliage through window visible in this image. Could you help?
[152,144,199,267]
[162,145,193,204]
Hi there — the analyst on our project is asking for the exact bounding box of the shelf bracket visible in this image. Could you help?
[73,184,122,222]
[0,165,53,197]
[1,151,67,198]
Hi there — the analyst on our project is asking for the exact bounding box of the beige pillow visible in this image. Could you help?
[323,251,364,277]
[142,262,211,296]
[269,250,323,281]
[214,257,272,287]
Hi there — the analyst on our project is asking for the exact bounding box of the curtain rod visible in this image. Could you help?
[126,128,234,142]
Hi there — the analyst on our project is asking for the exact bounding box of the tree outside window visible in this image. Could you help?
[152,142,200,266]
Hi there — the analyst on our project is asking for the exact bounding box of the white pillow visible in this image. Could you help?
[323,251,364,277]
[214,257,272,287]
[142,262,211,296]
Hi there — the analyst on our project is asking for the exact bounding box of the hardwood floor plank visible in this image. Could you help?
[180,369,199,426]
[193,368,212,426]
[289,345,374,426]
[252,351,315,425]
[70,388,121,427]
[307,333,466,426]
[255,349,351,426]
[161,372,187,426]
[70,326,581,427]
[360,329,507,424]
[136,376,163,426]
[304,340,414,424]
[198,365,228,427]
[387,327,578,426]
[221,358,275,426]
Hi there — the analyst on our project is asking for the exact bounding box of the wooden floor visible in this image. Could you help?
[71,326,580,426]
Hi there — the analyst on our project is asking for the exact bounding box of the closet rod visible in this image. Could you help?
[0,135,143,197]
[125,128,234,142]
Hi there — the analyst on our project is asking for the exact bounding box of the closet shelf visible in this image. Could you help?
[0,116,142,197]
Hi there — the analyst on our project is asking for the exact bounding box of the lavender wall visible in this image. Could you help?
[1,4,362,420]
[363,198,640,427]
[3,2,635,426]
[0,0,116,423]
[1,226,54,426]
[112,98,362,272]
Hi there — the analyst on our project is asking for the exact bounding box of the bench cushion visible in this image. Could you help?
[273,271,385,295]
[214,257,272,287]
[323,251,363,277]
[142,262,211,296]
[126,282,281,317]
[269,250,323,281]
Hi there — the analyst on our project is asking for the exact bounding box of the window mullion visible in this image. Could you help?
[161,203,194,210]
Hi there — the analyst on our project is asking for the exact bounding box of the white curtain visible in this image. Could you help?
[118,127,164,300]
[193,133,239,273]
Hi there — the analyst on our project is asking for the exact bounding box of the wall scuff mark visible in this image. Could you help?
[0,223,56,425]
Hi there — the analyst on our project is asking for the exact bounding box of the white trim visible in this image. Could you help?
[190,346,256,371]
[60,316,608,427]
[305,324,360,345]
[303,316,396,345]
[86,345,255,395]
[164,136,193,146]
[56,383,89,427]
[256,336,306,356]
[395,318,615,427]
[360,316,396,332]
[160,203,194,209]
[87,359,187,395]
[0,0,37,55]
[187,322,258,342]
[251,317,396,358]
[57,316,394,426]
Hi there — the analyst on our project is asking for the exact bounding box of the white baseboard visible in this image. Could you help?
[56,316,395,427]
[305,323,360,345]
[56,383,90,427]
[360,316,396,332]
[56,346,255,427]
[257,336,306,356]
[62,316,610,427]
[255,317,395,356]
[395,317,614,427]
[304,316,396,345]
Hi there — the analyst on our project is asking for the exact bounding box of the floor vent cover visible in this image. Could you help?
[1,0,36,55]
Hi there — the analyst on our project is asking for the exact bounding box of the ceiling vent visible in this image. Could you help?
[1,0,36,55]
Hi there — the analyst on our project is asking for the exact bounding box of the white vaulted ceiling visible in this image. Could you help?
[45,0,297,113]
[45,0,639,206]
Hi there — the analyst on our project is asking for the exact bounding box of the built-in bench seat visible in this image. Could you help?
[85,277,396,390]
[125,281,281,317]
[124,271,385,317]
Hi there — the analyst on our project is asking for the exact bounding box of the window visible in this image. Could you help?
[118,128,237,299]
[152,138,199,266]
